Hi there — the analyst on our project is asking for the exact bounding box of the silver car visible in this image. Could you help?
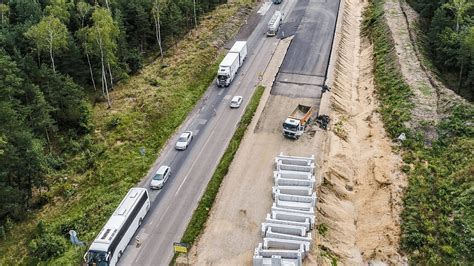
[150,166,170,189]
[175,131,193,150]
[230,96,243,108]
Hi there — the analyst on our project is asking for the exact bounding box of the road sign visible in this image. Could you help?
[173,242,189,253]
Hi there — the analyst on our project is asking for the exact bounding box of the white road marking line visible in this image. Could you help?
[175,174,189,196]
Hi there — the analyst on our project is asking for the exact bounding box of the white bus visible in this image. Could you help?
[84,187,150,266]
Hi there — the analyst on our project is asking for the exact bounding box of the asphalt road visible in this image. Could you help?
[118,1,299,265]
[279,0,340,79]
[272,0,341,102]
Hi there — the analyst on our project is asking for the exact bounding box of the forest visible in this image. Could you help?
[407,0,474,99]
[0,0,226,242]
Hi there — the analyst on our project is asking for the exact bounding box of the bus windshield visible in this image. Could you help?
[85,250,109,266]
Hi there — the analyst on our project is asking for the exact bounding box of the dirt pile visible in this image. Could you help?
[318,0,407,264]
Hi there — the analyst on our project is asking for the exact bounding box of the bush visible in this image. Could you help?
[28,233,67,261]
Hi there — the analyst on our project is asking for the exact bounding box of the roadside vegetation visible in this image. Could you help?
[179,85,265,252]
[407,0,474,100]
[363,0,473,264]
[0,0,253,264]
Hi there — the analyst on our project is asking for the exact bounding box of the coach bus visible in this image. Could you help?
[84,187,150,266]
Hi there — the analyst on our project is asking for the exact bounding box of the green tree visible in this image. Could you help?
[8,0,42,24]
[25,15,69,72]
[0,3,9,25]
[442,0,473,33]
[76,0,92,28]
[44,0,73,24]
[86,7,119,107]
[0,53,48,219]
[152,0,164,59]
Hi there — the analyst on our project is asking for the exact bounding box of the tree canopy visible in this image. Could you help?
[0,0,227,233]
[409,0,474,99]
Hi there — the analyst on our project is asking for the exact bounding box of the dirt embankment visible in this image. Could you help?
[318,0,407,264]
[384,0,466,125]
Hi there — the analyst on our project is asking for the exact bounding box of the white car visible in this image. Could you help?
[230,96,243,108]
[150,165,170,189]
[175,131,193,150]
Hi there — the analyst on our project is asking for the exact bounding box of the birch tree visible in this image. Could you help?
[86,8,118,108]
[76,1,92,28]
[442,0,474,91]
[443,0,473,33]
[0,3,9,25]
[193,0,197,29]
[45,0,72,24]
[25,16,68,73]
[152,0,163,59]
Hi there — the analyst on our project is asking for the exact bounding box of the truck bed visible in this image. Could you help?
[289,105,312,120]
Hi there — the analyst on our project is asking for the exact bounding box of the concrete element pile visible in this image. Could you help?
[253,153,316,266]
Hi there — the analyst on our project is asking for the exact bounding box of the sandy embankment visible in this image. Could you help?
[318,0,407,264]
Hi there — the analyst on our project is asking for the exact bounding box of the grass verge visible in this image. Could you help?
[0,2,254,264]
[173,85,265,263]
[363,0,474,264]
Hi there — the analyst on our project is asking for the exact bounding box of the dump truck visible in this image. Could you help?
[267,11,283,37]
[282,105,315,139]
[217,41,248,87]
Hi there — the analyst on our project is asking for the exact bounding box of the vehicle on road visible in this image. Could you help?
[230,96,243,108]
[175,131,193,150]
[272,0,283,4]
[84,188,150,266]
[282,104,315,139]
[150,166,171,189]
[267,11,283,37]
[217,41,248,87]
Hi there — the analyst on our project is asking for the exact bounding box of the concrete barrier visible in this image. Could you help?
[276,192,317,206]
[272,186,313,198]
[253,243,303,265]
[265,214,311,231]
[263,237,311,252]
[274,170,314,180]
[253,255,302,266]
[271,204,315,215]
[271,211,316,229]
[265,230,312,242]
[276,153,315,164]
[276,162,315,174]
[254,153,319,266]
[261,222,307,237]
[274,177,315,189]
[275,157,313,167]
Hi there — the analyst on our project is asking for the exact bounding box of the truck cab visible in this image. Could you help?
[282,118,304,138]
[217,67,232,87]
[282,104,314,139]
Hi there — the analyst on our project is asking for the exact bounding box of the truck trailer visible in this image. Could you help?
[217,41,248,87]
[267,11,283,37]
[282,105,314,139]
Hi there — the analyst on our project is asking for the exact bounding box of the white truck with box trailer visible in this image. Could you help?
[267,11,283,37]
[217,41,247,87]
